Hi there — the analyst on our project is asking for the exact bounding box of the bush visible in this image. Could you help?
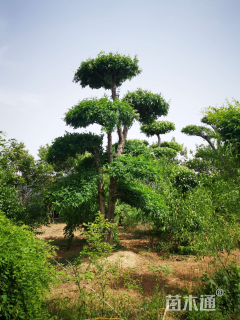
[113,139,149,157]
[171,166,198,194]
[0,212,56,319]
[114,200,140,230]
[184,262,240,319]
[152,147,177,159]
[151,141,183,152]
[201,262,240,315]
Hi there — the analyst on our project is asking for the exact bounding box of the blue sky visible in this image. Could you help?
[0,0,240,157]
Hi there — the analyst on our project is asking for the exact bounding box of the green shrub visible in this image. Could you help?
[152,147,177,159]
[114,201,140,230]
[184,262,240,319]
[201,262,240,314]
[151,141,183,152]
[0,212,56,319]
[171,166,198,194]
[160,141,183,152]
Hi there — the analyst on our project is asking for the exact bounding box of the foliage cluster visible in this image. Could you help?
[65,97,138,132]
[141,120,175,136]
[73,51,142,91]
[123,88,169,123]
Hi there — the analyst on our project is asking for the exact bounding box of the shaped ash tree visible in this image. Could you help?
[181,125,216,151]
[46,52,170,244]
[140,121,175,147]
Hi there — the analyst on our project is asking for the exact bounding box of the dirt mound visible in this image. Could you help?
[106,250,146,269]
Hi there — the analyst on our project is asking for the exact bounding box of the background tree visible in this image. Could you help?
[0,138,36,190]
[0,133,56,226]
[140,120,175,147]
[182,99,240,176]
[202,99,240,153]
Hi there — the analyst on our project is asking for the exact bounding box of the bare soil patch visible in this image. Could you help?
[36,223,86,260]
[37,223,240,296]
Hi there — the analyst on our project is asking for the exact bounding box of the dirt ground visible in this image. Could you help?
[36,223,240,297]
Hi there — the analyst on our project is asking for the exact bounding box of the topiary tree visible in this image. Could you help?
[181,125,216,151]
[140,120,175,147]
[46,52,170,244]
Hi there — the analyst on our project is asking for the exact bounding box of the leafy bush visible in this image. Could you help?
[0,212,56,319]
[114,200,140,230]
[151,141,183,152]
[121,139,149,155]
[44,170,99,241]
[152,147,177,159]
[160,141,183,152]
[117,179,168,228]
[173,169,198,194]
[184,262,240,319]
[150,161,240,256]
[201,262,240,314]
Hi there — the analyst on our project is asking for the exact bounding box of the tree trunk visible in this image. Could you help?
[103,78,119,244]
[115,126,128,157]
[157,134,161,147]
[111,74,117,101]
[105,176,117,244]
[107,77,116,164]
[108,131,113,163]
[98,167,106,217]
[93,151,106,218]
[104,76,128,244]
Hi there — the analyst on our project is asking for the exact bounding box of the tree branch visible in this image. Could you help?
[203,137,217,152]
